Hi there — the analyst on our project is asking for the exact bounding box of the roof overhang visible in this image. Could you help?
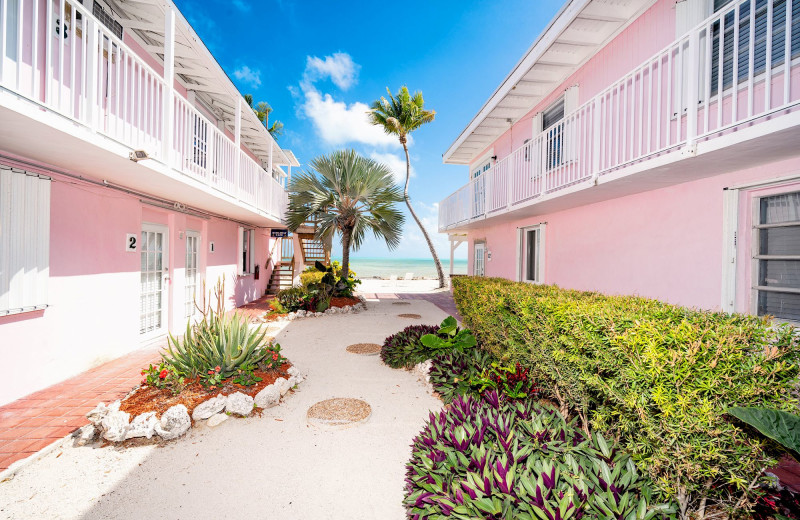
[443,0,657,165]
[104,0,297,167]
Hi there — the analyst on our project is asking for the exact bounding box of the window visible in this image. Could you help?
[710,0,800,94]
[754,191,800,321]
[192,114,208,169]
[519,225,545,283]
[471,159,492,179]
[0,166,51,316]
[238,227,254,275]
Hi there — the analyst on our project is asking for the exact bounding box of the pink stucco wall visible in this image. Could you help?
[466,156,800,311]
[0,158,276,406]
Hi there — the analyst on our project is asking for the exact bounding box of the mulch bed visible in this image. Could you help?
[330,296,361,308]
[119,362,293,419]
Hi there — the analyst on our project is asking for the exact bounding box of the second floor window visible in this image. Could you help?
[710,0,800,94]
[542,99,565,170]
[192,114,208,169]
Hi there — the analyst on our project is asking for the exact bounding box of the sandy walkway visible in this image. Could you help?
[0,300,446,520]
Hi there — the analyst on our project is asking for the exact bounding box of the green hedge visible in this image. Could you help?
[452,276,800,516]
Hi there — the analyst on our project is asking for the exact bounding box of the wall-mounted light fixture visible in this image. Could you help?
[129,150,150,162]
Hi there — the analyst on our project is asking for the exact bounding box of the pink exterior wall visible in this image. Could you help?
[466,156,800,311]
[0,156,276,406]
[471,0,677,174]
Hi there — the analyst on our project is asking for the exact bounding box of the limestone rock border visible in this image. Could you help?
[283,298,368,322]
[83,365,305,445]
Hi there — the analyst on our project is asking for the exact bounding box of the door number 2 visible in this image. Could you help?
[126,233,138,252]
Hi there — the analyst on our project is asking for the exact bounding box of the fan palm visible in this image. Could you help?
[285,150,405,279]
[368,86,444,288]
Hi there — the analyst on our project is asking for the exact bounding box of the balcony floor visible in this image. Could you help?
[0,91,283,228]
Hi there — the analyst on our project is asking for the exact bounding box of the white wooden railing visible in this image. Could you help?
[0,0,285,221]
[440,0,800,231]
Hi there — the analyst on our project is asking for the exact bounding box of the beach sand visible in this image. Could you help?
[356,278,443,294]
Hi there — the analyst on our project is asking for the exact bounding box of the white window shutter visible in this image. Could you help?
[564,85,580,115]
[531,112,543,137]
[249,230,255,274]
[0,166,50,316]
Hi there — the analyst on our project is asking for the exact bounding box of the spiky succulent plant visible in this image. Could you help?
[380,324,441,369]
[404,392,673,519]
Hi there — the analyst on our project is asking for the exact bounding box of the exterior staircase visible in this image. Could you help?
[266,237,295,295]
[297,214,331,265]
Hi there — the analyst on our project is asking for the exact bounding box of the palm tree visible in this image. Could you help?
[285,150,405,279]
[244,94,284,139]
[368,86,444,288]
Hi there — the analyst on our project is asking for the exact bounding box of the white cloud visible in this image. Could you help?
[300,88,399,148]
[231,0,251,12]
[369,151,414,184]
[304,53,360,91]
[233,65,261,88]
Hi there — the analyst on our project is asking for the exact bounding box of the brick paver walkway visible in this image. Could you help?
[0,347,160,472]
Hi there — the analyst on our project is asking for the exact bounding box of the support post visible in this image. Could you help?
[162,7,175,164]
[591,98,601,182]
[684,29,700,150]
[85,18,98,129]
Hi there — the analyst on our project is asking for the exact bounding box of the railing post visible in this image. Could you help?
[486,167,493,214]
[234,96,242,200]
[162,7,175,165]
[591,98,601,182]
[684,29,700,152]
[85,18,98,130]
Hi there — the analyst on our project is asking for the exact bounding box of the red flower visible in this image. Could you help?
[159,369,168,379]
[208,370,214,375]
[215,366,221,373]
[272,352,279,361]
[141,370,145,375]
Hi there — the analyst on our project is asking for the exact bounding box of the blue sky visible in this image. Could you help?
[174,0,563,259]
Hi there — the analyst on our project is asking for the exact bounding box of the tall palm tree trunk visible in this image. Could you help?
[341,228,352,280]
[402,143,445,289]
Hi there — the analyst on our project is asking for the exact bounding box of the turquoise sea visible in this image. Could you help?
[331,257,468,279]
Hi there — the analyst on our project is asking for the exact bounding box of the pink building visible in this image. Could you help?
[0,0,303,405]
[441,0,800,321]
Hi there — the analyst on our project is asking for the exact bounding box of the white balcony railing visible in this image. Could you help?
[440,0,800,231]
[0,0,285,221]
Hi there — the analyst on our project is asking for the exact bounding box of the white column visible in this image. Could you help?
[267,140,274,179]
[685,28,700,148]
[85,18,98,129]
[449,239,455,276]
[162,7,176,163]
[234,96,241,198]
[287,164,292,188]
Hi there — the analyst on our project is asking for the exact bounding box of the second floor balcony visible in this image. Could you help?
[0,0,295,225]
[440,0,800,232]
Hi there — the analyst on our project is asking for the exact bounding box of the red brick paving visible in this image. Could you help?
[0,347,160,472]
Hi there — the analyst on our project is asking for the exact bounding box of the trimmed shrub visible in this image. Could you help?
[381,324,441,369]
[452,276,800,516]
[404,391,671,519]
[300,271,325,287]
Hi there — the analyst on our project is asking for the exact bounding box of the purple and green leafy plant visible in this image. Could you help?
[405,391,673,519]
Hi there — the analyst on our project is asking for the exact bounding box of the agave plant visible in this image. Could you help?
[164,278,270,378]
[404,392,674,519]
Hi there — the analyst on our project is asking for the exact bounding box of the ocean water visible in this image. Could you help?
[331,257,468,279]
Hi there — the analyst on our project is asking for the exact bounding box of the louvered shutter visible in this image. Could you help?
[0,166,51,315]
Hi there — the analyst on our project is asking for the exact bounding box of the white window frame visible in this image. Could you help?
[749,190,800,321]
[238,227,255,275]
[0,166,51,316]
[470,149,494,181]
[517,224,546,284]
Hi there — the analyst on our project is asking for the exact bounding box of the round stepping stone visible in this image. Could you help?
[391,301,411,306]
[398,313,422,319]
[346,343,382,355]
[307,398,372,430]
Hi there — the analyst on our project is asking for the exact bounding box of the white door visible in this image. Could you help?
[184,231,200,320]
[474,242,485,277]
[140,223,169,338]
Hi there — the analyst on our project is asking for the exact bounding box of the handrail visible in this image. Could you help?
[439,0,800,232]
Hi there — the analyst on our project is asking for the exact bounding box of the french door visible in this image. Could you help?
[184,231,200,320]
[474,242,486,277]
[140,224,169,338]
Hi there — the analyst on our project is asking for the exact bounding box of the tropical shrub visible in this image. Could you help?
[727,407,800,457]
[300,270,325,288]
[277,286,309,313]
[452,276,800,517]
[429,349,540,403]
[428,348,496,403]
[420,316,477,352]
[404,391,672,519]
[381,324,441,369]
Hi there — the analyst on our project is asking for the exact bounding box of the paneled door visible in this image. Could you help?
[474,242,486,277]
[140,224,169,339]
[184,231,200,320]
